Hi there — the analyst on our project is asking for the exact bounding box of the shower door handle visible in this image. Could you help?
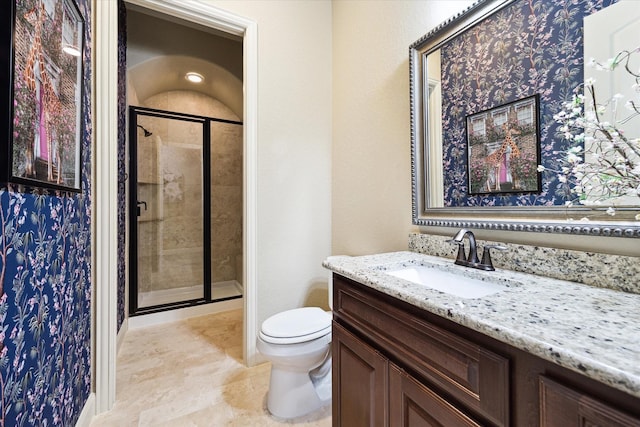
[137,201,147,216]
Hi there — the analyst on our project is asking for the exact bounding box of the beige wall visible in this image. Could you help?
[332,1,474,255]
[209,1,333,321]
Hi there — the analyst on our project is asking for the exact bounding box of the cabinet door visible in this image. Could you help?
[540,376,640,427]
[333,322,388,427]
[389,364,483,427]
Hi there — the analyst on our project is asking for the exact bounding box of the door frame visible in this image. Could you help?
[94,0,258,413]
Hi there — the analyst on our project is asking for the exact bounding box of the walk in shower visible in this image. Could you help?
[129,105,243,315]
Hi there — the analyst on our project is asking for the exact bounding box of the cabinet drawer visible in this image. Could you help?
[334,275,509,426]
[540,376,640,427]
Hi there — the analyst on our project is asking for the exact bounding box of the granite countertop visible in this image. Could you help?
[323,251,640,398]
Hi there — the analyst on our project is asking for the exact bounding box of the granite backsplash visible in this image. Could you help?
[409,233,640,295]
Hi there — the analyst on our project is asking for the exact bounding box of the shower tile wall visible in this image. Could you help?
[138,91,242,293]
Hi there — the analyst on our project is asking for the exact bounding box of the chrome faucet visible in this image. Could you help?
[447,228,506,271]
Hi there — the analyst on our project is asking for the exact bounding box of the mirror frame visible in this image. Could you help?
[410,0,640,238]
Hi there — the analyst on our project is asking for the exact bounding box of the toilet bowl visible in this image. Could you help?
[256,306,332,419]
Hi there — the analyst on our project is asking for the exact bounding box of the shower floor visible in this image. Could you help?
[139,280,243,308]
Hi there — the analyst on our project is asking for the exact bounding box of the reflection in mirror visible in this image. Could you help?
[410,0,640,237]
[583,0,640,208]
[427,49,444,207]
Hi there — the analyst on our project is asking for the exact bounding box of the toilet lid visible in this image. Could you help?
[261,307,331,343]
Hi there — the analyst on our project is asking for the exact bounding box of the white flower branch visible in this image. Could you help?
[541,47,640,220]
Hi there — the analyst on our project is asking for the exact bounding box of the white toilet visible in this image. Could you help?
[256,306,332,419]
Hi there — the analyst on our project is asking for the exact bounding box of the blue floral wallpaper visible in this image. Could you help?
[0,0,92,425]
[441,0,616,207]
[117,0,127,333]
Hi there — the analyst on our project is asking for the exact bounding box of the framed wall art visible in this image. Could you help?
[466,94,541,195]
[1,0,84,192]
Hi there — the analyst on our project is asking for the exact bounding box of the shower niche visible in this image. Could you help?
[129,105,243,315]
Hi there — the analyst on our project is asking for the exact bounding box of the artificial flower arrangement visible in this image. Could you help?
[539,47,640,220]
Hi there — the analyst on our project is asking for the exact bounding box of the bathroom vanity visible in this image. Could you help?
[325,252,640,426]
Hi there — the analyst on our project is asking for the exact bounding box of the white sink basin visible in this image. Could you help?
[385,265,507,299]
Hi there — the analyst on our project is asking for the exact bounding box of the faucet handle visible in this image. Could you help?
[446,239,467,264]
[480,244,507,271]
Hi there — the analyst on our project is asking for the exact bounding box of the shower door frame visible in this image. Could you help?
[128,105,243,316]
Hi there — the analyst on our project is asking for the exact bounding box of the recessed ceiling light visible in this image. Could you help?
[185,72,204,83]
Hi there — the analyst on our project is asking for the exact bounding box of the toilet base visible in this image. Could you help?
[266,365,331,419]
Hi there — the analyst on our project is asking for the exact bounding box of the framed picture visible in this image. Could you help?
[1,0,84,192]
[466,94,541,195]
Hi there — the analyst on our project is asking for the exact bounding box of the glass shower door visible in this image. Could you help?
[210,120,244,300]
[130,107,207,312]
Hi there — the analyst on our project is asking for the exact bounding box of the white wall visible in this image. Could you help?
[332,1,474,255]
[207,1,333,322]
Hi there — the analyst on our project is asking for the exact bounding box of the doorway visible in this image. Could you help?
[129,106,243,315]
[94,0,258,413]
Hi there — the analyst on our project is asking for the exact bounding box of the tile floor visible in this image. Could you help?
[90,309,332,426]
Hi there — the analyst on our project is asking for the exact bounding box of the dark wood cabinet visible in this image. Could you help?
[389,363,482,427]
[333,274,506,426]
[333,322,388,427]
[539,376,640,427]
[332,273,640,427]
[333,320,481,427]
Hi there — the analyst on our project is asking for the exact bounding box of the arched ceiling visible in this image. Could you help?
[128,55,243,119]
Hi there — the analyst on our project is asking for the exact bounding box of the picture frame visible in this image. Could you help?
[1,0,84,192]
[466,94,541,195]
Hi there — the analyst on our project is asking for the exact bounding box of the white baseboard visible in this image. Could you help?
[128,298,243,329]
[75,392,95,427]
